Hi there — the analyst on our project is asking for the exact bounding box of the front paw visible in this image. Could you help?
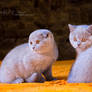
[10,78,24,84]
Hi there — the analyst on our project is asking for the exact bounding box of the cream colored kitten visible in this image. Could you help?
[0,29,58,83]
[68,24,92,83]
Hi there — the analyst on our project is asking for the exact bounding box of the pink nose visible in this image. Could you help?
[77,41,81,46]
[78,44,80,46]
[33,47,35,49]
[77,43,81,46]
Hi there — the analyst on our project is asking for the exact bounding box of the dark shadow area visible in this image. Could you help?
[56,76,67,80]
[0,0,92,60]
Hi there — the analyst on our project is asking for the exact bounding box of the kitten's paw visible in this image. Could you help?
[11,78,24,84]
[25,73,45,83]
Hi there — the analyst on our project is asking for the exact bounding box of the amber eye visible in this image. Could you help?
[46,33,49,38]
[36,40,40,44]
[74,37,77,41]
[30,42,32,45]
[41,34,43,36]
[82,39,86,42]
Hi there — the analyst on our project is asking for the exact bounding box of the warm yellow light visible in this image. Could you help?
[0,60,92,92]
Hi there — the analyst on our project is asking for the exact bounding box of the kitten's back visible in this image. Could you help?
[2,43,29,62]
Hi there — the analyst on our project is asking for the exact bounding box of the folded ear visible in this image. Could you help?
[68,24,76,32]
[87,25,92,34]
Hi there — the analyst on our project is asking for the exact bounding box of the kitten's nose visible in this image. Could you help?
[33,47,35,49]
[77,41,81,46]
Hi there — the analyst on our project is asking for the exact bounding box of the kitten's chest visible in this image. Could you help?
[22,52,54,78]
[74,47,92,70]
[31,55,53,72]
[15,55,52,78]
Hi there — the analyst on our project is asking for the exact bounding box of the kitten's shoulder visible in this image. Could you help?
[3,43,29,61]
[8,43,29,54]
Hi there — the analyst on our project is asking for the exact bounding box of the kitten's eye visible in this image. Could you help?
[46,33,49,38]
[41,33,43,36]
[36,40,40,44]
[30,42,32,45]
[74,37,77,41]
[82,39,86,42]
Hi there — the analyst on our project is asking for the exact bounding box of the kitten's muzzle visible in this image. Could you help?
[77,41,81,46]
[33,47,35,49]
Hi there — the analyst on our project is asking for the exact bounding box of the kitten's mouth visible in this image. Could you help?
[76,44,81,48]
[74,45,79,48]
[77,46,82,48]
[75,46,81,49]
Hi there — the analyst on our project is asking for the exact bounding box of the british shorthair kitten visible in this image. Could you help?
[68,24,92,83]
[0,29,58,83]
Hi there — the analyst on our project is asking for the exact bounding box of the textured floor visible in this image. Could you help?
[1,60,92,92]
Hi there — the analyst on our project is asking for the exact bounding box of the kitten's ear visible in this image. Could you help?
[87,25,92,34]
[68,24,76,32]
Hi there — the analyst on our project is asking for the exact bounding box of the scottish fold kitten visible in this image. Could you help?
[67,24,92,83]
[0,29,58,83]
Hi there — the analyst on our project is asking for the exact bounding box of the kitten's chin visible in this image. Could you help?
[33,49,52,54]
[73,46,78,49]
[72,44,78,49]
[76,48,82,55]
[76,47,87,55]
[34,50,49,54]
[33,50,42,54]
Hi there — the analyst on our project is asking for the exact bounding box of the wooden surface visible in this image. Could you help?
[0,60,92,92]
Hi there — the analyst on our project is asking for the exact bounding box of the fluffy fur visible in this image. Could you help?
[0,29,58,83]
[68,24,92,83]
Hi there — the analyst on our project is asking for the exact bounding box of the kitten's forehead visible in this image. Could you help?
[29,29,51,39]
[72,25,90,36]
[72,30,90,40]
[75,25,88,31]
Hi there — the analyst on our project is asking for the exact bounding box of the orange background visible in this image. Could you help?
[0,60,92,92]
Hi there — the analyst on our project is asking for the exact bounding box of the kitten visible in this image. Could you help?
[67,24,92,83]
[0,29,58,83]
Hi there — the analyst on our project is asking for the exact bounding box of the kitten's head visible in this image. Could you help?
[68,24,92,53]
[28,29,55,54]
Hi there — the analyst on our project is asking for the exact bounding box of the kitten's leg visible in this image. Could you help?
[43,66,57,81]
[9,78,24,84]
[25,73,45,83]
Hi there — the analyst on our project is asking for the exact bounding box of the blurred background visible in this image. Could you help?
[0,0,92,60]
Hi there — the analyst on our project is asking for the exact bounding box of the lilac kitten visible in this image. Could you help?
[68,24,92,83]
[0,29,58,83]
